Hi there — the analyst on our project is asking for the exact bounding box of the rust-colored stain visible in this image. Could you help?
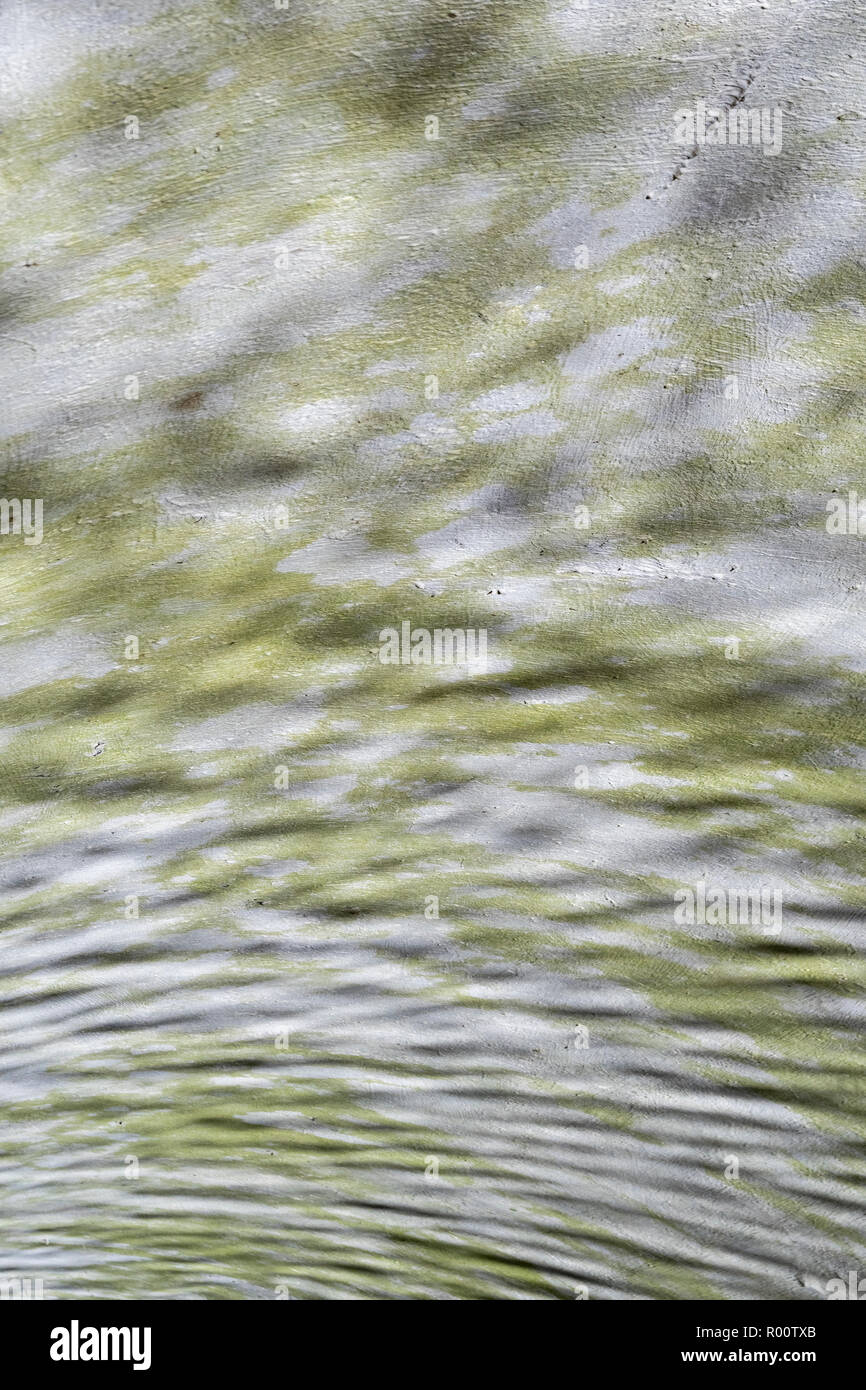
[170,390,206,412]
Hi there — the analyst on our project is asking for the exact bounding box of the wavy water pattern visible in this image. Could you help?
[0,0,865,1300]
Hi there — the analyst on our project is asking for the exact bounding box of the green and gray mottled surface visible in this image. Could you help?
[0,0,865,1299]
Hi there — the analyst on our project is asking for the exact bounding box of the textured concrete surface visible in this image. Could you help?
[0,0,865,1299]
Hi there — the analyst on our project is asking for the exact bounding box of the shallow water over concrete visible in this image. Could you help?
[0,0,865,1300]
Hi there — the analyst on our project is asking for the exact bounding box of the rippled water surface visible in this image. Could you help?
[1,0,865,1300]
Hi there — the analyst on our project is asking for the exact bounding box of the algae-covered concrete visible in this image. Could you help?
[0,0,864,1299]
